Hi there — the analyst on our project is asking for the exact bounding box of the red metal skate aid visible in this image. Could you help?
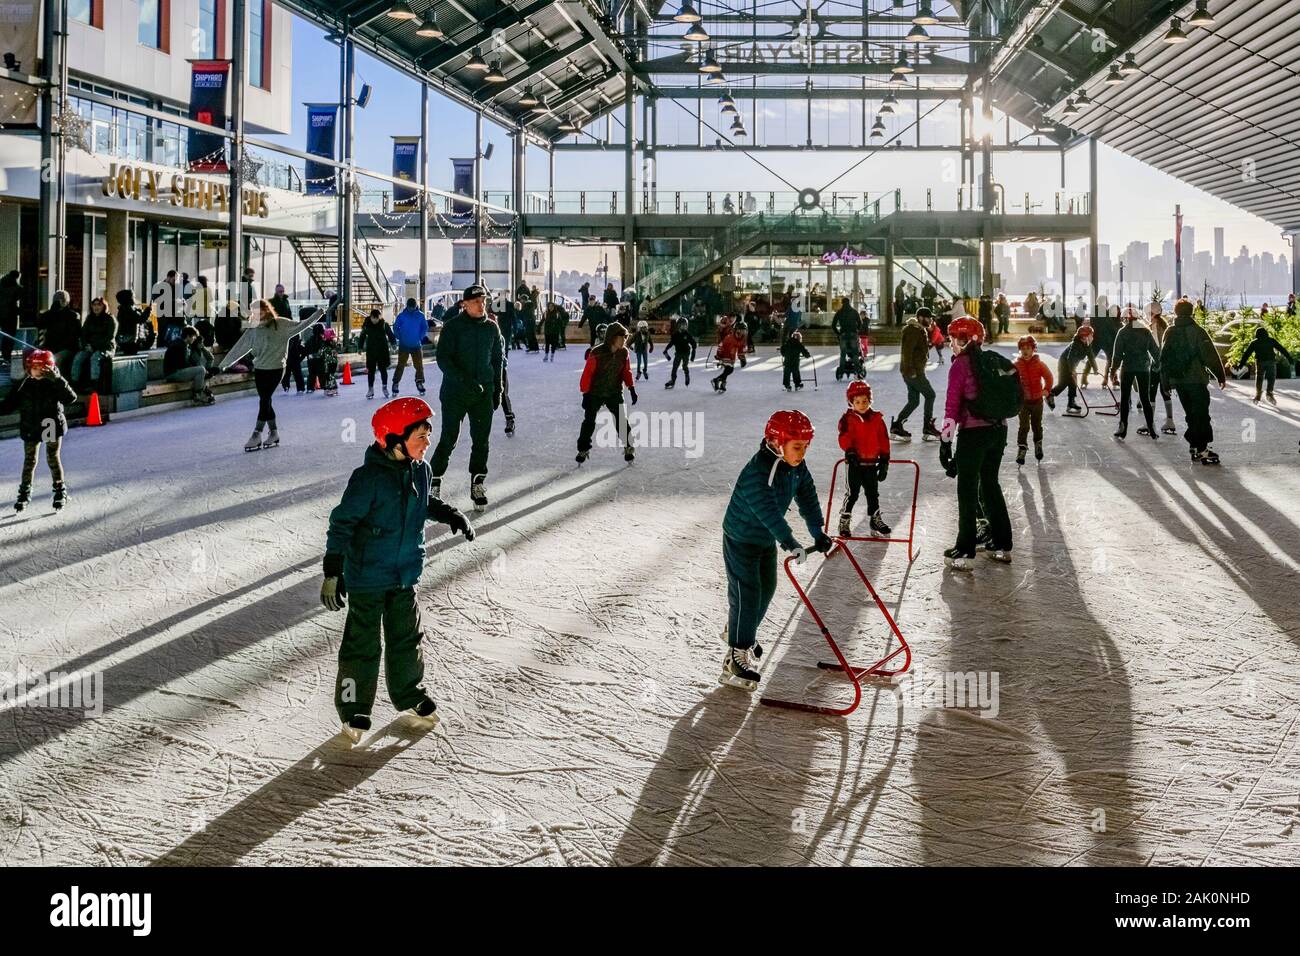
[759,542,912,717]
[822,457,921,562]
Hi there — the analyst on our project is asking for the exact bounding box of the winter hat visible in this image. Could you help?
[1174,299,1194,319]
[605,321,627,340]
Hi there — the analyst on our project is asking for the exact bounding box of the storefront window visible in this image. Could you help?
[70,0,92,25]
[138,0,163,50]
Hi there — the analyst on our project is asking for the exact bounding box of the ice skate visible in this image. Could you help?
[1161,418,1177,435]
[341,714,371,745]
[944,547,976,571]
[1034,441,1044,461]
[391,384,399,396]
[624,446,635,463]
[1266,393,1278,406]
[366,387,374,399]
[794,383,803,391]
[784,385,793,392]
[51,483,68,511]
[838,511,853,537]
[575,449,589,464]
[1016,445,1026,466]
[869,511,892,536]
[719,647,761,692]
[382,386,390,399]
[244,429,264,452]
[984,548,1012,563]
[1045,394,1056,410]
[664,379,675,389]
[922,418,942,442]
[470,474,488,512]
[405,697,439,728]
[1064,403,1084,417]
[416,383,426,396]
[683,370,690,386]
[14,485,31,512]
[505,416,516,437]
[711,376,722,392]
[890,418,912,442]
[718,629,761,660]
[261,428,280,450]
[1113,424,1127,440]
[1200,448,1221,466]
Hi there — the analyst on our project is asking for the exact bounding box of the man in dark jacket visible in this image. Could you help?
[269,284,293,322]
[1110,308,1161,439]
[575,321,637,463]
[894,308,940,440]
[36,291,82,378]
[1,348,78,511]
[578,302,607,347]
[1238,325,1294,405]
[831,298,863,380]
[663,316,697,389]
[0,270,21,362]
[429,284,504,511]
[321,398,475,741]
[163,326,215,405]
[1160,298,1226,463]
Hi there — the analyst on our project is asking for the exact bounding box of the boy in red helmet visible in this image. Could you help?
[711,322,749,392]
[1048,324,1095,415]
[321,397,476,743]
[718,409,831,691]
[1,349,78,512]
[1013,335,1053,465]
[836,381,892,537]
[940,317,1013,569]
[576,321,637,463]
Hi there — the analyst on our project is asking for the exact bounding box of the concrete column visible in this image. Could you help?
[104,210,130,301]
[883,231,895,326]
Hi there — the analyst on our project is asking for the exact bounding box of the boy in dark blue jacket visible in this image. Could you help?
[719,410,831,690]
[321,398,476,743]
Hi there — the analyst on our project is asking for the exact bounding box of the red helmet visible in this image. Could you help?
[23,349,55,372]
[947,317,985,344]
[372,397,433,447]
[846,381,872,403]
[765,409,814,448]
[1017,335,1037,351]
[1077,324,1095,340]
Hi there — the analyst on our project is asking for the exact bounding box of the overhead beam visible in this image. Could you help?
[564,0,643,89]
[650,14,965,25]
[640,55,974,76]
[481,36,595,101]
[417,0,555,70]
[650,86,965,100]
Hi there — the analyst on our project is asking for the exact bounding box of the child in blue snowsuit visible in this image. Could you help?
[718,410,831,690]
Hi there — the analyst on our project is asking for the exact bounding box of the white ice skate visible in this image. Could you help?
[719,647,761,692]
[341,714,371,745]
[470,474,488,512]
[944,547,976,571]
[1161,417,1177,435]
[719,629,761,660]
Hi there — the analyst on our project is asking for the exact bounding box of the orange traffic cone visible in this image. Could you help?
[342,363,353,386]
[85,392,104,426]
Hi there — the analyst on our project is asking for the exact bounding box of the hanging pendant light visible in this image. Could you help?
[707,70,727,86]
[485,60,507,83]
[870,116,886,139]
[466,48,489,72]
[673,2,702,23]
[892,51,913,74]
[905,23,929,43]
[683,23,710,42]
[1119,52,1139,75]
[1074,88,1091,107]
[1163,17,1189,43]
[1105,64,1124,85]
[718,94,738,114]
[1061,97,1078,115]
[889,69,909,85]
[913,2,939,26]
[879,92,898,115]
[699,49,722,73]
[518,87,540,108]
[1187,0,1215,27]
[385,0,418,20]
[415,14,443,38]
[730,116,747,137]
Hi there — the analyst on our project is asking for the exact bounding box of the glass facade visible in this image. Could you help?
[70,0,92,25]
[197,0,218,60]
[138,0,162,49]
[249,1,266,89]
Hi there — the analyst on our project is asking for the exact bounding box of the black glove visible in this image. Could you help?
[321,572,347,612]
[629,388,638,405]
[445,508,475,541]
[876,456,889,481]
[940,441,957,478]
[813,532,834,553]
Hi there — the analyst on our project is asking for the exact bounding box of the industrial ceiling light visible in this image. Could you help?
[466,48,489,71]
[1119,52,1139,75]
[485,60,507,82]
[707,70,727,86]
[532,95,550,114]
[673,2,702,23]
[913,2,939,26]
[1061,97,1078,115]
[730,116,746,136]
[385,0,418,20]
[415,14,443,38]
[1074,88,1091,106]
[870,116,886,139]
[1105,64,1124,84]
[518,87,540,108]
[905,22,929,43]
[1187,0,1215,27]
[683,22,710,42]
[718,94,737,114]
[1163,17,1189,43]
[879,92,898,114]
[888,69,908,85]
[699,49,722,73]
[892,51,913,74]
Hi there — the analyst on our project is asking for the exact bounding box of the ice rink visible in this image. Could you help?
[2,341,1298,866]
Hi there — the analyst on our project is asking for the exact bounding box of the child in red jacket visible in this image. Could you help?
[576,321,638,463]
[1013,335,1054,465]
[836,380,892,537]
[711,322,749,392]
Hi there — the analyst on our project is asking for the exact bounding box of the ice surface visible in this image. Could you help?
[1,344,1298,866]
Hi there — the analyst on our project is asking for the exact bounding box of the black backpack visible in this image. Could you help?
[969,347,1023,421]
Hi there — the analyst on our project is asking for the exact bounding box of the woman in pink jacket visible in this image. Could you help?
[939,316,1013,570]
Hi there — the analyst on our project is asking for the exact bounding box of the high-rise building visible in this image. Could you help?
[1214,227,1225,268]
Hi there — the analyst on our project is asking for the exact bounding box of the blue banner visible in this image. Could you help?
[451,158,474,220]
[188,61,230,172]
[304,104,338,196]
[392,136,420,212]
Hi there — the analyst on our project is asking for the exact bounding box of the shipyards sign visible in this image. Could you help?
[688,41,882,66]
[101,163,270,218]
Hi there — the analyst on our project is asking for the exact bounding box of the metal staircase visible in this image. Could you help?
[288,234,397,315]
